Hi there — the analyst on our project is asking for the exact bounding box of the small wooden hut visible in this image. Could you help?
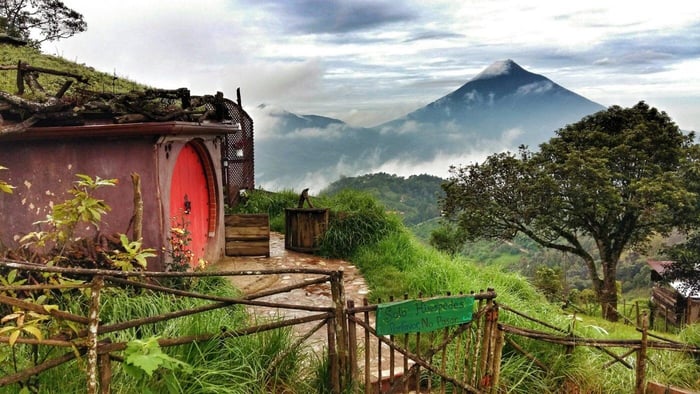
[0,62,255,270]
[648,260,700,326]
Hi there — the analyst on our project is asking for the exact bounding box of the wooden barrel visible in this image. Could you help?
[284,208,329,252]
[224,214,270,257]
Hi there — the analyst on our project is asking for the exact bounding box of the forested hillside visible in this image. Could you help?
[321,172,444,226]
[322,171,664,299]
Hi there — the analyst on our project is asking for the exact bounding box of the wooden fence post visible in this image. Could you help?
[98,351,111,394]
[330,271,348,392]
[377,297,383,392]
[328,310,339,394]
[416,292,423,390]
[347,299,358,392]
[471,291,484,387]
[491,327,505,394]
[389,295,396,391]
[87,276,104,394]
[131,173,143,242]
[635,311,648,394]
[16,60,24,95]
[402,293,409,393]
[479,292,496,389]
[566,312,576,355]
[363,298,371,394]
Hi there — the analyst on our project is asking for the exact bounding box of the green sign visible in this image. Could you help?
[375,296,475,335]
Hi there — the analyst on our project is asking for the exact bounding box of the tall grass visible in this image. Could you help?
[342,199,700,393]
[0,276,319,393]
[1,43,147,96]
[317,190,402,258]
[198,189,700,392]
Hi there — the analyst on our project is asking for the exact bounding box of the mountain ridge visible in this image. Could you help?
[380,59,603,142]
[254,60,605,192]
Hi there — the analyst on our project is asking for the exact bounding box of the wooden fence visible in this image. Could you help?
[0,259,349,393]
[2,257,700,393]
[496,303,700,394]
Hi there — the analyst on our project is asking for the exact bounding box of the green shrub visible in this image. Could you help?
[317,190,401,258]
[428,222,464,255]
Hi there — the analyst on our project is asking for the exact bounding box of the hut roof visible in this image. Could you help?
[647,260,673,275]
[648,260,700,299]
[0,60,244,138]
[0,84,242,139]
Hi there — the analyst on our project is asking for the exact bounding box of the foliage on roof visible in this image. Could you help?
[1,42,146,96]
[0,43,237,133]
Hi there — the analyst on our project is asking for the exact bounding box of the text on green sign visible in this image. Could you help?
[375,295,474,335]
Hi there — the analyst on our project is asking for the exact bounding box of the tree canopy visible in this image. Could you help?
[441,101,697,320]
[0,0,86,45]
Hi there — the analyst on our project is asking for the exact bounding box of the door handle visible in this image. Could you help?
[184,194,192,214]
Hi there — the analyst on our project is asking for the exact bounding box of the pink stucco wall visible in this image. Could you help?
[0,122,230,270]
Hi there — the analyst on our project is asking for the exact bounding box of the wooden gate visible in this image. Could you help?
[346,290,502,393]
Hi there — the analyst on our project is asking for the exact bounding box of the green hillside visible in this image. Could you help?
[0,42,146,97]
[323,172,664,299]
[236,188,700,393]
[321,172,444,226]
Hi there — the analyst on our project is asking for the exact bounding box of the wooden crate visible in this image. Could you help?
[284,208,329,253]
[224,214,270,257]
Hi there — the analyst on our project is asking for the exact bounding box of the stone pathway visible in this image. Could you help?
[212,232,370,350]
[211,232,410,390]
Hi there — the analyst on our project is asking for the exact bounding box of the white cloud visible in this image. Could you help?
[368,125,527,184]
[259,147,385,193]
[516,81,554,96]
[374,148,497,180]
[45,0,700,133]
[380,120,420,135]
[284,125,346,140]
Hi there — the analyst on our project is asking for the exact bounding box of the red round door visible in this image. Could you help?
[170,143,210,267]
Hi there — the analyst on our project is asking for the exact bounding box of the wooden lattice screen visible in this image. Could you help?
[218,95,255,206]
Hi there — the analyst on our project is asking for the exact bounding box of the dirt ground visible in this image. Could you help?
[211,232,408,388]
[212,232,370,349]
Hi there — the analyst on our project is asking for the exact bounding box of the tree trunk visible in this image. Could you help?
[600,260,619,322]
[581,252,619,322]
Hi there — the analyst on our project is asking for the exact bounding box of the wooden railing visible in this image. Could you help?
[0,258,349,393]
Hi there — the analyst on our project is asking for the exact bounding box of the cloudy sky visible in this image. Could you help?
[44,0,700,132]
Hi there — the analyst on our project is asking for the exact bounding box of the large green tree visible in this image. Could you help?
[0,0,86,45]
[441,102,697,321]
